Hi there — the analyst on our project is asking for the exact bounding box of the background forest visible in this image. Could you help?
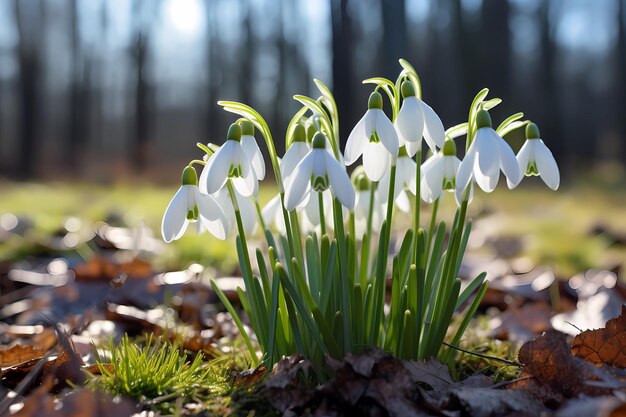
[0,0,624,182]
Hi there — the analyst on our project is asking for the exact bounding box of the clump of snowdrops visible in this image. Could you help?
[161,59,559,374]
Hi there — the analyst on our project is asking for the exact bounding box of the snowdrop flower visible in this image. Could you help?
[395,80,445,156]
[213,186,258,236]
[421,140,471,205]
[281,124,310,179]
[345,91,399,182]
[285,132,355,210]
[240,120,265,181]
[199,123,257,197]
[507,123,559,190]
[377,147,417,213]
[353,175,385,236]
[162,166,228,242]
[262,194,286,234]
[456,110,521,201]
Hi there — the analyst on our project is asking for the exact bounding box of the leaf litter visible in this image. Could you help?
[1,214,626,416]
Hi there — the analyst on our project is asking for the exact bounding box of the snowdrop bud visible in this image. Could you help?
[292,124,306,143]
[401,80,416,98]
[306,123,317,143]
[526,122,540,140]
[240,119,254,136]
[181,166,198,186]
[476,109,492,129]
[312,132,327,149]
[442,139,456,156]
[227,123,242,142]
[368,91,383,110]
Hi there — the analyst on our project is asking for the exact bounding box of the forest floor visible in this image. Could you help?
[0,178,625,416]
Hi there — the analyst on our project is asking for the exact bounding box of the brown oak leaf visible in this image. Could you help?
[572,305,626,368]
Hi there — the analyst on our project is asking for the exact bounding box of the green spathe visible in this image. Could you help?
[401,80,416,98]
[443,139,456,156]
[240,119,255,136]
[181,166,198,186]
[368,91,383,110]
[312,132,327,149]
[292,124,306,143]
[227,123,242,142]
[526,122,540,140]
[476,109,492,129]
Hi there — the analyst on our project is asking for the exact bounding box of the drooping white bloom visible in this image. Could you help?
[213,186,258,236]
[353,176,385,237]
[199,123,257,197]
[285,132,355,211]
[507,123,560,190]
[394,80,445,156]
[456,110,521,201]
[345,91,399,182]
[377,149,417,213]
[162,166,229,242]
[300,189,335,233]
[262,194,286,234]
[281,124,310,179]
[420,140,472,205]
[240,120,266,181]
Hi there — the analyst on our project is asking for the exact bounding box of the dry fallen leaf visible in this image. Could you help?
[572,305,626,368]
[0,345,46,367]
[515,330,626,404]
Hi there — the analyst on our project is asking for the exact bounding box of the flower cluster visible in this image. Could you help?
[162,59,559,372]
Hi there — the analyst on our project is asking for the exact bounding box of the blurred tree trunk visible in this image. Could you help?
[204,0,221,142]
[480,0,511,99]
[273,0,286,136]
[240,0,254,106]
[330,0,353,143]
[617,0,626,164]
[452,0,479,109]
[130,0,154,171]
[67,0,89,172]
[13,0,43,179]
[381,0,406,78]
[537,1,561,161]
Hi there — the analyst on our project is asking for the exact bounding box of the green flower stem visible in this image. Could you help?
[254,199,268,235]
[413,149,422,265]
[426,198,440,256]
[318,192,326,237]
[333,198,352,352]
[359,186,376,289]
[226,181,267,348]
[370,164,396,345]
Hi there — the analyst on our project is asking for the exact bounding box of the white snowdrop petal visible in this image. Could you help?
[420,99,446,150]
[395,189,410,213]
[325,153,355,209]
[535,139,560,190]
[203,143,233,194]
[455,142,477,193]
[281,142,310,178]
[474,156,499,192]
[161,186,190,243]
[395,97,424,143]
[285,152,315,210]
[195,189,228,240]
[345,113,369,165]
[497,136,522,189]
[241,135,266,180]
[398,156,417,195]
[363,142,391,182]
[423,156,445,195]
[476,130,500,178]
[405,140,421,157]
[420,175,440,203]
[374,109,400,157]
